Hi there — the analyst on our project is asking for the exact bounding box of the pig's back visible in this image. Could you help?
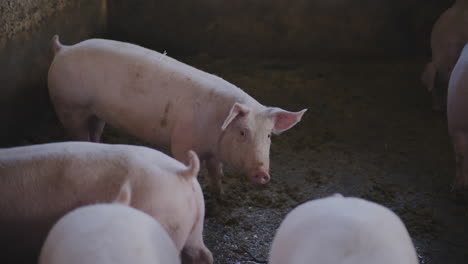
[0,142,130,217]
[39,204,180,264]
[0,141,132,177]
[50,38,251,101]
[0,142,183,217]
[0,141,181,188]
[269,196,418,264]
[0,142,184,212]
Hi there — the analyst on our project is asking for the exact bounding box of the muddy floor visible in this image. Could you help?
[17,57,468,264]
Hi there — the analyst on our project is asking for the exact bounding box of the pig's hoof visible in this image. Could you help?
[182,246,214,264]
[209,185,224,196]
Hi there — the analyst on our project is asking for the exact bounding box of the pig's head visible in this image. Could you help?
[218,102,307,184]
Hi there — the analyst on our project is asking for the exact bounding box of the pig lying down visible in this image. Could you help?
[422,0,468,112]
[448,43,468,189]
[48,35,306,192]
[39,201,181,264]
[269,195,418,264]
[0,142,212,264]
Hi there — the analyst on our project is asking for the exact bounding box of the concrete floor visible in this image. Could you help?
[21,57,468,264]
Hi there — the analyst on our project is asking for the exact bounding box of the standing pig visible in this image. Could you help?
[448,43,468,189]
[422,0,468,112]
[269,195,418,264]
[47,36,307,193]
[0,142,212,264]
[39,201,181,264]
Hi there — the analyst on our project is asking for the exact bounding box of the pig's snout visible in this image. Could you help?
[251,170,270,184]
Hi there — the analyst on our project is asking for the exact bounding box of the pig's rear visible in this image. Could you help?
[39,204,181,264]
[269,195,418,264]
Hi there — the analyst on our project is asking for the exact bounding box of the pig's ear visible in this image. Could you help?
[113,180,132,205]
[269,108,307,135]
[221,103,251,131]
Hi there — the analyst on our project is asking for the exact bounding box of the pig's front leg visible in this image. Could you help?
[206,157,224,195]
[181,237,213,264]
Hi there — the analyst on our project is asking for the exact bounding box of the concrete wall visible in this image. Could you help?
[108,0,453,59]
[0,0,106,145]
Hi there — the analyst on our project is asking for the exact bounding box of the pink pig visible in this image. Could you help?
[269,195,418,264]
[0,142,212,264]
[422,0,468,112]
[47,36,306,193]
[39,203,181,264]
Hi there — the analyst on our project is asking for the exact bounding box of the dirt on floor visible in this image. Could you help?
[16,56,468,264]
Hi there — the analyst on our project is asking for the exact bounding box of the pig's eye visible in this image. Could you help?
[268,133,271,139]
[240,130,246,137]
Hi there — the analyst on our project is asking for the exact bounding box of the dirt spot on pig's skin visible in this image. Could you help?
[127,64,147,94]
[160,102,171,127]
[167,222,180,235]
[207,89,221,101]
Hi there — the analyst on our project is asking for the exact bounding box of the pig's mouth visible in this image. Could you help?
[249,170,271,184]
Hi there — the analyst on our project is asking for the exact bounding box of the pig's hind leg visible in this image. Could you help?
[88,115,106,142]
[451,132,468,189]
[206,157,224,195]
[55,106,93,141]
